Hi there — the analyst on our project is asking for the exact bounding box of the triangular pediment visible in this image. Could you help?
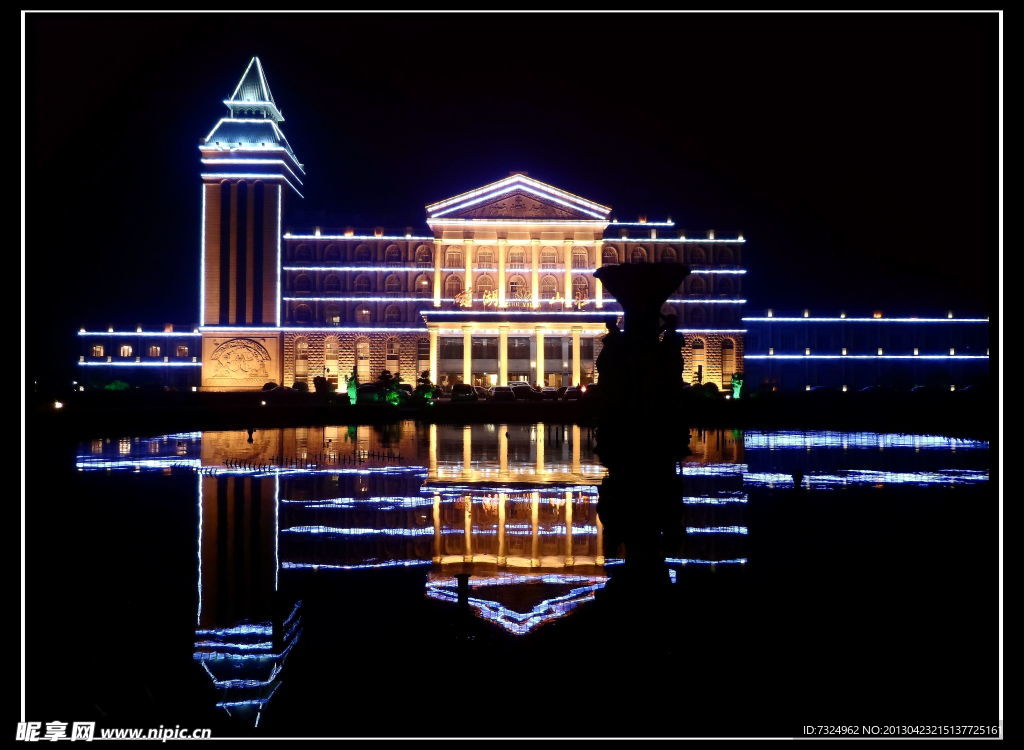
[426,174,612,222]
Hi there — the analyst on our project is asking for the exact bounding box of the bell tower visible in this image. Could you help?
[199,58,303,389]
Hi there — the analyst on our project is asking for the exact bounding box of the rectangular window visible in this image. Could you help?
[418,339,430,359]
[119,344,132,357]
[471,337,498,359]
[544,338,562,359]
[91,345,104,357]
[507,337,531,359]
[176,345,190,357]
[147,345,161,357]
[580,338,594,360]
[440,337,464,359]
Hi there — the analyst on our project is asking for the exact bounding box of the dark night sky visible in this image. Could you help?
[25,12,999,383]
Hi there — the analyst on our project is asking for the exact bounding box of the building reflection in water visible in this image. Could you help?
[73,424,988,722]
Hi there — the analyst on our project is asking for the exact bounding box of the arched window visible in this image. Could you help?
[414,273,431,294]
[355,338,371,382]
[147,345,161,357]
[572,246,588,268]
[507,249,526,268]
[689,246,706,265]
[445,274,463,298]
[384,304,402,322]
[717,277,734,296]
[721,338,737,383]
[324,244,341,261]
[294,244,311,261]
[690,337,707,384]
[355,306,373,324]
[355,244,372,262]
[540,275,559,299]
[415,245,433,268]
[477,248,494,268]
[354,274,371,293]
[689,276,707,295]
[325,304,342,325]
[660,246,677,263]
[294,274,312,292]
[294,304,313,323]
[572,276,589,301]
[324,274,341,293]
[717,247,734,265]
[602,246,619,265]
[444,246,463,266]
[630,247,647,264]
[688,305,707,326]
[295,338,309,380]
[325,337,340,386]
[541,247,558,269]
[385,274,402,293]
[476,274,495,295]
[385,337,400,370]
[508,274,527,298]
[385,245,402,265]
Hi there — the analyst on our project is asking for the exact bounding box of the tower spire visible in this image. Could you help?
[223,57,284,122]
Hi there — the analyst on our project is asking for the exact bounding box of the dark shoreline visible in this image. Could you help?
[30,390,996,441]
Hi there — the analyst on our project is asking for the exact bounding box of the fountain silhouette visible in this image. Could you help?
[592,263,691,584]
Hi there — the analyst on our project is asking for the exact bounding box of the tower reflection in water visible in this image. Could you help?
[72,424,988,726]
[185,423,746,721]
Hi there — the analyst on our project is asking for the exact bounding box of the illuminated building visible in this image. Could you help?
[77,57,746,391]
[742,311,990,390]
[73,58,989,391]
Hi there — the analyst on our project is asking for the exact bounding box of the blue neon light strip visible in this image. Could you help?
[200,172,304,199]
[77,361,202,367]
[743,316,988,323]
[744,431,989,450]
[77,331,201,336]
[281,265,746,274]
[200,158,303,185]
[745,354,988,360]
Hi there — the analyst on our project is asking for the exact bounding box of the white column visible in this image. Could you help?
[563,239,573,308]
[464,239,474,307]
[498,325,509,385]
[433,239,443,307]
[462,325,472,385]
[530,239,540,309]
[594,239,604,308]
[571,327,581,386]
[428,327,439,385]
[497,237,507,307]
[535,326,545,387]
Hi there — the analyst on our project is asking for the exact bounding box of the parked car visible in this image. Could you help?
[451,383,478,402]
[540,387,560,401]
[490,386,517,402]
[562,386,582,401]
[509,383,541,401]
[473,386,491,400]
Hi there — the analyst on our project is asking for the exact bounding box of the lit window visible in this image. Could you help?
[477,249,494,268]
[476,275,495,295]
[507,249,526,269]
[445,247,463,266]
[148,345,161,357]
[119,344,132,357]
[572,247,588,268]
[91,345,104,357]
[541,248,558,269]
[355,306,373,324]
[540,276,558,299]
[602,247,619,265]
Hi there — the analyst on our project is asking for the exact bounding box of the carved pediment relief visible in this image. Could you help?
[451,190,593,220]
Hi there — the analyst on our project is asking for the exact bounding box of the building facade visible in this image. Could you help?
[189,58,746,392]
[74,58,989,391]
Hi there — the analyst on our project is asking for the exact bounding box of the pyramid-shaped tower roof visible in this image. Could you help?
[223,57,284,122]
